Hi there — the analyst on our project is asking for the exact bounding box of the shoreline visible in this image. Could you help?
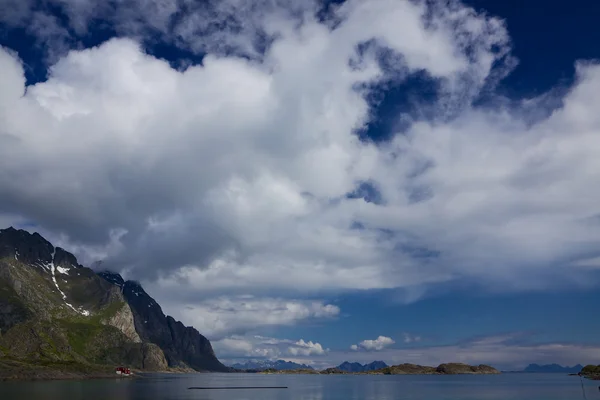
[258,371,502,376]
[0,372,131,382]
[257,363,501,376]
[0,359,144,382]
[0,359,231,382]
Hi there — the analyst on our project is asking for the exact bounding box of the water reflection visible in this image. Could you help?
[0,372,596,400]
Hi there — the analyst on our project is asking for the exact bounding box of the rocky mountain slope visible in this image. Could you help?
[0,227,228,377]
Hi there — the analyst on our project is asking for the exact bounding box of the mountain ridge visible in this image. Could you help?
[0,227,228,378]
[523,363,583,373]
[336,360,388,372]
[261,362,501,375]
[230,359,315,371]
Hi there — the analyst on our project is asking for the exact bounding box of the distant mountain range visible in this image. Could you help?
[231,360,390,372]
[263,362,500,375]
[230,360,314,371]
[523,363,583,373]
[336,361,388,372]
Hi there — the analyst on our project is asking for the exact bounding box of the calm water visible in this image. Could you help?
[0,373,597,400]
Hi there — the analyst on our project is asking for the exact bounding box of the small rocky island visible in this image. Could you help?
[580,365,600,380]
[261,362,500,375]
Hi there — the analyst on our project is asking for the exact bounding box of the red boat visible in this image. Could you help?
[115,367,132,376]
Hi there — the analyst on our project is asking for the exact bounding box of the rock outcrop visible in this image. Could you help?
[104,302,141,343]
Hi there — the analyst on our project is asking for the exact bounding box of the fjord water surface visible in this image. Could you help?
[0,372,595,400]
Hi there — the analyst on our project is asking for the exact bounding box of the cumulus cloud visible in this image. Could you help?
[351,336,395,351]
[214,336,283,360]
[288,339,327,356]
[0,0,600,315]
[162,296,339,339]
[213,334,327,363]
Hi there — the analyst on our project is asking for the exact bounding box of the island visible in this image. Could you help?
[580,365,600,380]
[261,362,500,375]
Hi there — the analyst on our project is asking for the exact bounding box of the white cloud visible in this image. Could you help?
[288,339,327,356]
[164,296,339,339]
[214,336,283,360]
[351,336,395,351]
[212,334,327,363]
[1,0,600,318]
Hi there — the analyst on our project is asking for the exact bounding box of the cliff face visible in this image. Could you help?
[0,227,227,374]
[98,272,229,372]
[104,302,141,343]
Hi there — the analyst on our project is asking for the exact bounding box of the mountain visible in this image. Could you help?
[364,361,388,370]
[0,227,228,378]
[336,361,388,372]
[263,362,500,375]
[523,363,584,373]
[98,271,226,371]
[230,359,314,371]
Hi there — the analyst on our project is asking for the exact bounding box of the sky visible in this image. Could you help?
[1,0,600,370]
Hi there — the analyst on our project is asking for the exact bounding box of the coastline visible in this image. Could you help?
[579,365,600,380]
[0,360,500,381]
[258,363,501,376]
[0,359,126,382]
[0,358,230,382]
[582,375,600,381]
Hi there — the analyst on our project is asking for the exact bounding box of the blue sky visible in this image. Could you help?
[1,0,600,370]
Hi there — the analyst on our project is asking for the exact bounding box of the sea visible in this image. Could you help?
[0,372,596,400]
